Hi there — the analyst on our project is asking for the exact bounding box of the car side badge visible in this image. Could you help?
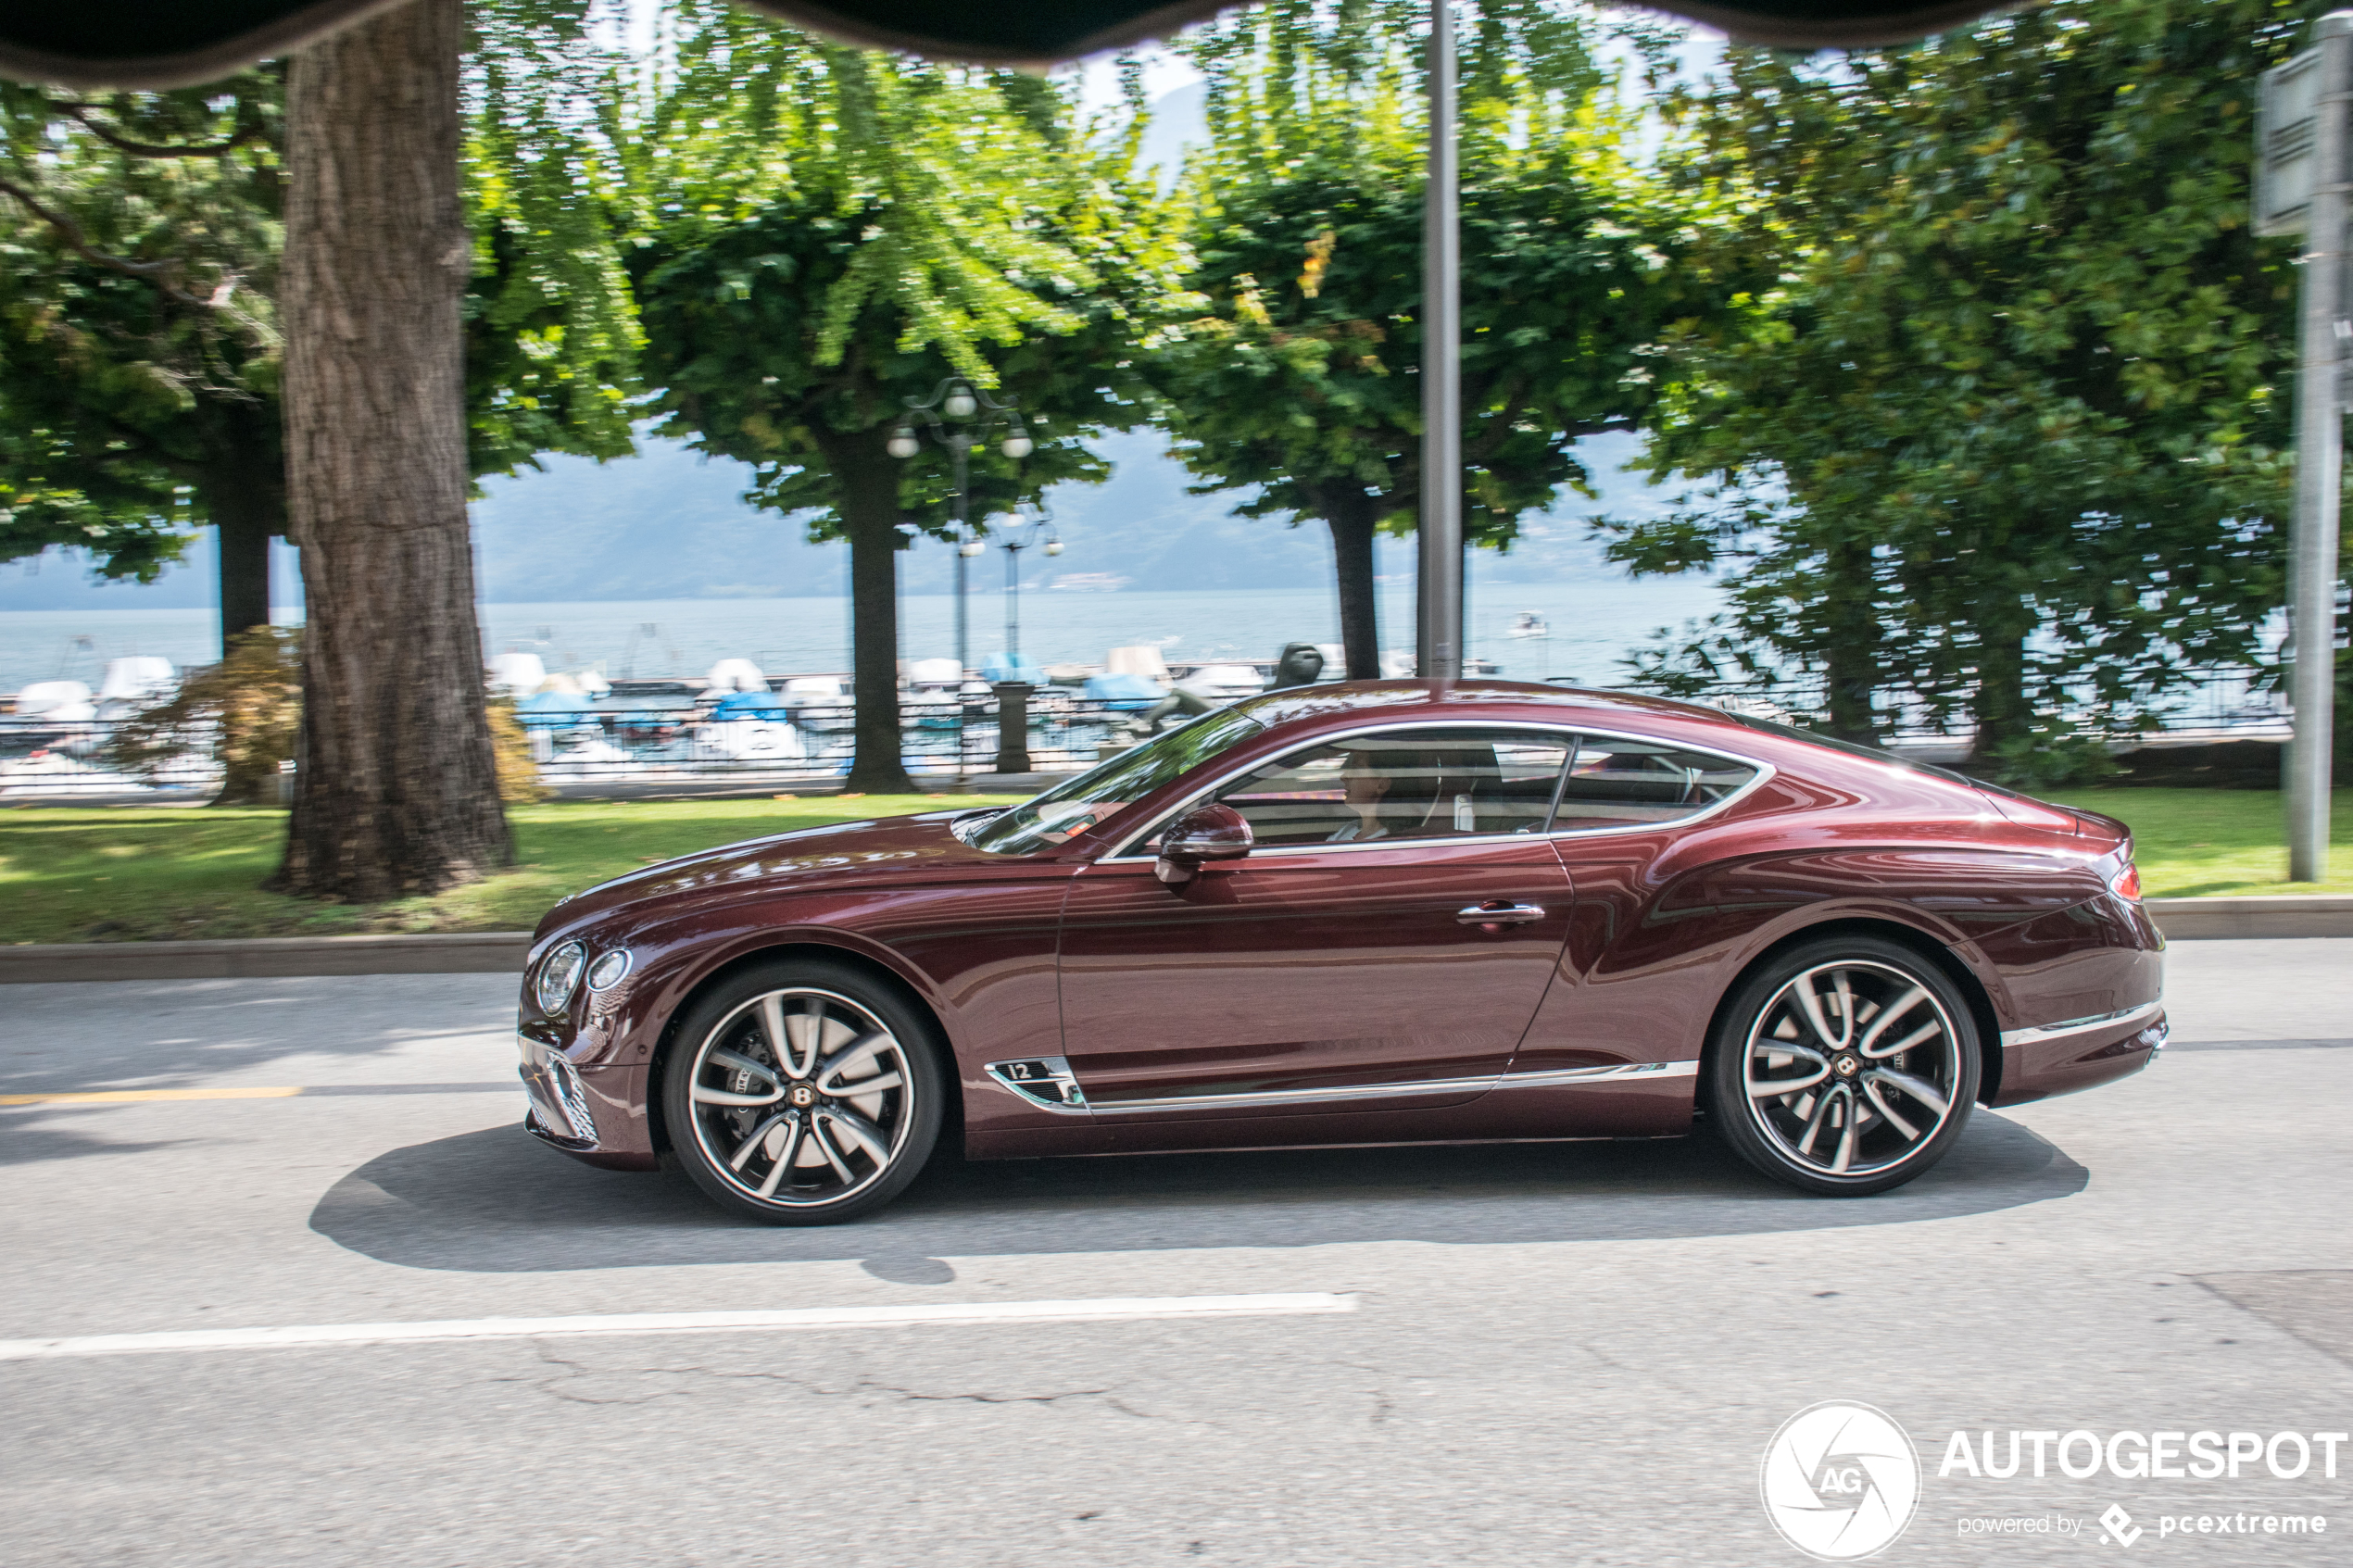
[985,1057,1089,1111]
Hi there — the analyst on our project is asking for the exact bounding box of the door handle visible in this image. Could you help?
[1457,902,1546,927]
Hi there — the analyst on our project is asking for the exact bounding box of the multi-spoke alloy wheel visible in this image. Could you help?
[1707,937,1981,1196]
[661,961,944,1223]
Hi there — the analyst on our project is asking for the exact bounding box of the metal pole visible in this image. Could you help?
[1416,0,1462,681]
[1005,537,1023,662]
[2292,14,2352,882]
[951,435,970,678]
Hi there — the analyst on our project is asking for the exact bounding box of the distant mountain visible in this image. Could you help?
[0,426,1685,611]
[0,529,303,613]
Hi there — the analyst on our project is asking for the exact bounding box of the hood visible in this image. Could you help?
[535,808,1011,938]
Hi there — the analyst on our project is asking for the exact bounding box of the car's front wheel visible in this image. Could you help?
[661,960,945,1224]
[1707,936,1981,1196]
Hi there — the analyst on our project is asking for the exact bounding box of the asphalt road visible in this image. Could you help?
[2,941,2348,1566]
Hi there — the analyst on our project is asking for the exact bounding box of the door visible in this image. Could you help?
[1509,731,1771,1081]
[1055,724,1578,1121]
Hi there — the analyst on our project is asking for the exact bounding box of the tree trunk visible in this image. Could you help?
[1966,605,2035,771]
[197,409,285,652]
[1325,489,1381,680]
[1819,529,1879,743]
[270,0,510,899]
[819,426,914,795]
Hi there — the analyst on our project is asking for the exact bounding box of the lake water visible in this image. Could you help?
[0,574,1726,695]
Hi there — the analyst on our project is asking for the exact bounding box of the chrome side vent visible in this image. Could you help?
[985,1057,1089,1114]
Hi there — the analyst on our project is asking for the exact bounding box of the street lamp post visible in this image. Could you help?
[1416,0,1463,682]
[998,503,1064,667]
[2256,15,2353,883]
[987,505,1062,777]
[888,378,1033,680]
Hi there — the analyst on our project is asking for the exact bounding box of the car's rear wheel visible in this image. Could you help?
[1707,936,1981,1196]
[661,960,945,1224]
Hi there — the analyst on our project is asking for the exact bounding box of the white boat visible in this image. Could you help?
[97,657,176,704]
[1506,611,1549,639]
[486,652,547,696]
[12,681,96,721]
[1180,663,1265,700]
[703,658,767,695]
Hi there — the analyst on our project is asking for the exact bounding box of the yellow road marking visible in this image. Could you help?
[0,1086,305,1105]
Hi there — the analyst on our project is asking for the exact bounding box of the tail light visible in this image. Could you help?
[2111,863,2142,902]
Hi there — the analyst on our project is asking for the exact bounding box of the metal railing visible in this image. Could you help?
[523,692,1154,785]
[0,690,1168,800]
[0,670,2302,802]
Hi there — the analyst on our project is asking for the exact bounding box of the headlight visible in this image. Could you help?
[535,941,587,1013]
[585,948,632,991]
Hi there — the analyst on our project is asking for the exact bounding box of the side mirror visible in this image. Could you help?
[1154,803,1253,884]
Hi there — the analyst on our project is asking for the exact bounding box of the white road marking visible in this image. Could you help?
[0,1293,1358,1362]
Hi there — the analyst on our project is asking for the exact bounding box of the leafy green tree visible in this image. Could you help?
[0,7,638,682]
[0,73,287,639]
[107,627,302,805]
[1150,0,1695,677]
[628,6,1174,790]
[1609,0,2319,779]
[272,0,643,897]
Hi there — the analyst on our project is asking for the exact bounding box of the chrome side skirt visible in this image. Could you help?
[1500,1060,1700,1089]
[984,1056,1699,1117]
[1999,1000,2164,1051]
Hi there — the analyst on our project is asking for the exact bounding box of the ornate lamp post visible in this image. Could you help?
[888,378,1032,680]
[981,503,1063,777]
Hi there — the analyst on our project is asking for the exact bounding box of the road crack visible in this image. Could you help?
[492,1345,1149,1414]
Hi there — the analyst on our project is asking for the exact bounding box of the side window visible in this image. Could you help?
[1154,727,1575,849]
[1551,737,1759,831]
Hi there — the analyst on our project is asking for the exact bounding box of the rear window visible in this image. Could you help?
[1550,738,1761,830]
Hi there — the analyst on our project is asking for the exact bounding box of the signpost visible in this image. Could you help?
[2257,14,2352,884]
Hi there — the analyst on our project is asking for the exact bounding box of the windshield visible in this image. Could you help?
[966,708,1267,855]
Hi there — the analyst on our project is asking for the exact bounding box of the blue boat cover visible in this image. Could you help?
[981,656,1048,685]
[1083,672,1164,702]
[515,689,597,728]
[712,690,792,720]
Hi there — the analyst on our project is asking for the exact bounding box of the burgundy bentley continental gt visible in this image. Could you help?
[516,680,2165,1223]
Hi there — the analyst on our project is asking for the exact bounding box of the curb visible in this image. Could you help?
[2,896,2347,984]
[2144,896,2353,940]
[0,931,532,984]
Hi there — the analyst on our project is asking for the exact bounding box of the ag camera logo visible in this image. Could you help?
[1761,1401,1922,1560]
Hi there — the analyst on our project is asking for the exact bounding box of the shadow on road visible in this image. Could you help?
[311,1110,2087,1273]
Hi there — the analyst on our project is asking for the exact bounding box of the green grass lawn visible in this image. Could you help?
[2045,787,2353,898]
[0,794,997,945]
[0,785,2343,946]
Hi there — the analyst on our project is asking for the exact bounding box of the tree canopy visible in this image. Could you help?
[1149,0,1704,675]
[629,3,1177,787]
[0,72,285,632]
[0,0,640,657]
[1608,0,2318,778]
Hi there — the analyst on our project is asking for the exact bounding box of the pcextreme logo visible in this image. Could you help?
[1760,1401,1923,1561]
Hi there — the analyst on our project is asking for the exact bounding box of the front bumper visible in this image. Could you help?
[518,1032,600,1152]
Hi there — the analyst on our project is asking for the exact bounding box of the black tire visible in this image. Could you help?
[661,958,947,1224]
[1706,935,1982,1197]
